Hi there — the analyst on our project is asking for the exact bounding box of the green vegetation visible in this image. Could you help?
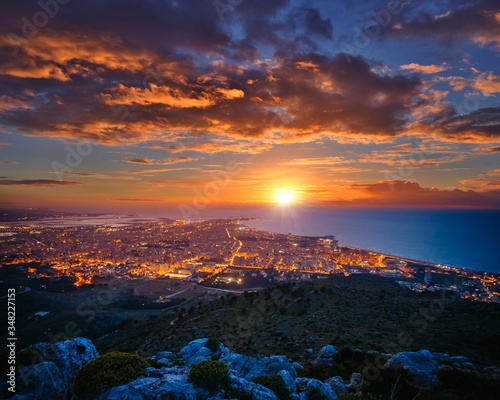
[96,275,500,370]
[305,386,327,400]
[188,360,229,394]
[72,352,150,399]
[436,368,500,399]
[251,375,292,400]
[300,348,387,381]
[224,386,253,400]
[15,347,42,370]
[205,337,220,352]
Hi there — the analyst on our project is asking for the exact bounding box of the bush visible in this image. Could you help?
[339,347,353,361]
[225,386,253,400]
[251,375,292,400]
[306,386,327,400]
[363,366,419,400]
[437,368,500,399]
[73,352,150,399]
[206,337,220,352]
[16,347,41,369]
[188,360,229,394]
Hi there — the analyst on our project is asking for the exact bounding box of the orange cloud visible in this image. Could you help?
[401,63,449,74]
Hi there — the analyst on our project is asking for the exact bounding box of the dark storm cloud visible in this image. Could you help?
[386,0,500,49]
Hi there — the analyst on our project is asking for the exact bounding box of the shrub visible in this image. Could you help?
[225,386,253,400]
[306,386,327,400]
[437,368,500,399]
[205,337,220,352]
[16,347,41,369]
[251,375,292,400]
[188,360,229,394]
[73,352,150,399]
[339,347,353,361]
[363,366,419,400]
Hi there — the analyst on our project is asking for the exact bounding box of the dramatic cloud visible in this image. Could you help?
[388,0,500,49]
[342,180,500,208]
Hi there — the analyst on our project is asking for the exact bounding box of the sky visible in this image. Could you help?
[0,0,500,214]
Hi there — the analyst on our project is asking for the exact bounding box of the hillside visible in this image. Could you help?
[97,274,500,368]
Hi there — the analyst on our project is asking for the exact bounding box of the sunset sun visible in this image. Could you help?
[275,190,296,205]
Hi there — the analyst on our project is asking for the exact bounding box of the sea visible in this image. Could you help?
[242,207,500,274]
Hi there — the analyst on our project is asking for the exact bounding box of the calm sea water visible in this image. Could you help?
[243,207,500,273]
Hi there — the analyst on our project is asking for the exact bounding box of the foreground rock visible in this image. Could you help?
[7,338,489,400]
[11,338,98,400]
[385,350,442,388]
[180,338,230,367]
[220,353,297,381]
[95,375,209,400]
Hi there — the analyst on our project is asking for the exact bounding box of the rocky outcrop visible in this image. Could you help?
[278,369,297,392]
[313,345,338,366]
[151,351,177,367]
[95,375,209,400]
[8,338,489,400]
[325,376,347,395]
[12,362,67,400]
[296,378,337,400]
[228,373,279,400]
[180,338,230,367]
[385,350,440,388]
[220,353,297,381]
[11,338,98,400]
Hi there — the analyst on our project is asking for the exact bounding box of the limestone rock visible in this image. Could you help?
[385,350,439,388]
[220,353,297,381]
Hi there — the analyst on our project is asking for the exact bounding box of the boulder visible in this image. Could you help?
[325,376,347,395]
[180,339,208,360]
[228,374,279,400]
[385,350,439,388]
[152,351,176,367]
[347,373,362,393]
[313,345,338,366]
[155,351,176,359]
[180,339,230,366]
[292,362,304,371]
[13,362,67,400]
[12,338,98,400]
[319,346,338,359]
[306,379,337,400]
[278,370,297,392]
[95,375,209,400]
[33,338,98,387]
[220,353,297,381]
[431,353,451,364]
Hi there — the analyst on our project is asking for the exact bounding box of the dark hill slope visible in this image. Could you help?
[96,274,500,367]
